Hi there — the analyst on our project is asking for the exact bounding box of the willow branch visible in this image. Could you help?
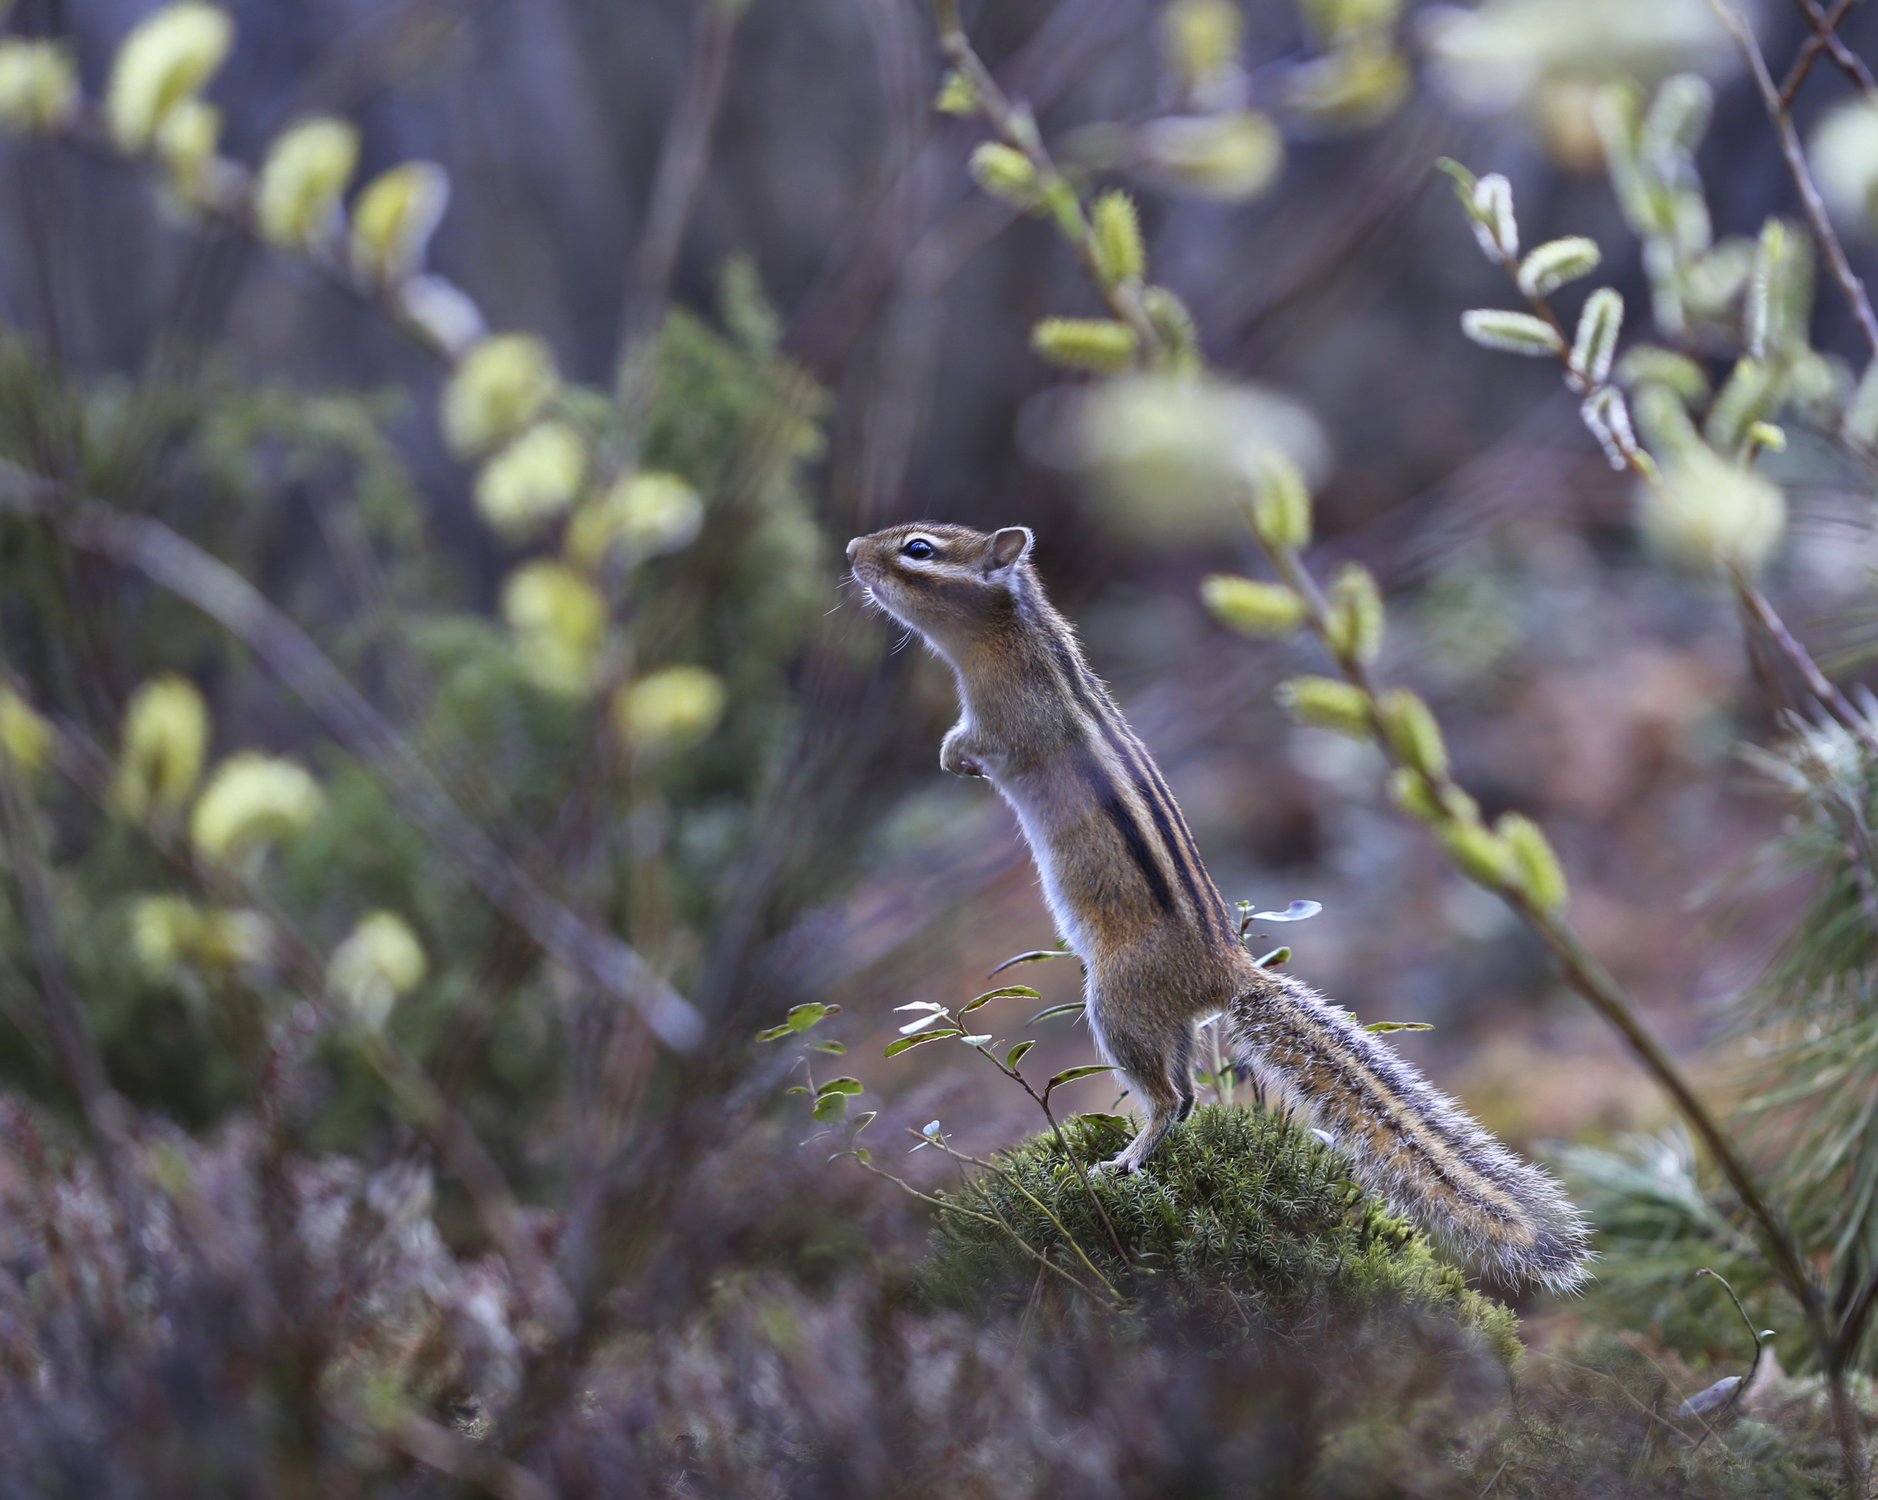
[1711,0,1878,359]
[930,0,1164,359]
[0,465,704,1051]
[1484,240,1878,759]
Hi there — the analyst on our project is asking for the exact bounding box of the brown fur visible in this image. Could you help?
[849,523,1591,1289]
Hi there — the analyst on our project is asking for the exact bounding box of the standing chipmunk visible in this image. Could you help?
[848,521,1591,1291]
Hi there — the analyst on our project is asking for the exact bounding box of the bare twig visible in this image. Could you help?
[847,1151,1109,1302]
[620,0,742,366]
[1711,0,1878,360]
[0,465,705,1051]
[1780,0,1875,106]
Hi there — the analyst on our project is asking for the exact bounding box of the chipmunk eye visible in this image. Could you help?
[901,537,936,560]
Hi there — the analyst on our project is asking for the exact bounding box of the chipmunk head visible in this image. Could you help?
[846,523,1035,659]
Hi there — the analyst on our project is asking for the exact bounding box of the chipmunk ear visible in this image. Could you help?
[986,527,1034,573]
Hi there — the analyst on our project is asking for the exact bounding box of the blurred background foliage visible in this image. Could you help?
[3,0,1878,1494]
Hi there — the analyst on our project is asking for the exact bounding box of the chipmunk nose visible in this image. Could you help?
[845,537,862,561]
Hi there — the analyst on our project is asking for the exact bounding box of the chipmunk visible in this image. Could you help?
[848,521,1591,1291]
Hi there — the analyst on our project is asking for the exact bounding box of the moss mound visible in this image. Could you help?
[922,1104,1520,1364]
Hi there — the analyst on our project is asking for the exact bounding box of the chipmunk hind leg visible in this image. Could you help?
[1088,994,1195,1176]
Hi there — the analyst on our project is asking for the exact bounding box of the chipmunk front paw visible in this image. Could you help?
[940,725,988,779]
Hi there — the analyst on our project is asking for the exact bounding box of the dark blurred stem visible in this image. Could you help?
[1836,1264,1878,1364]
[1780,0,1875,107]
[930,0,1163,359]
[620,0,741,376]
[0,465,705,1052]
[1736,575,1878,754]
[0,755,118,1153]
[1711,0,1878,360]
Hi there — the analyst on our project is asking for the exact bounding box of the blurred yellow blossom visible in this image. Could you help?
[501,562,608,697]
[1139,113,1283,201]
[0,40,78,134]
[254,116,360,248]
[0,687,51,772]
[328,911,427,1030]
[115,675,209,820]
[106,2,232,151]
[475,421,588,540]
[1638,448,1786,574]
[190,753,324,863]
[613,666,727,755]
[442,334,559,458]
[565,471,705,569]
[352,162,450,283]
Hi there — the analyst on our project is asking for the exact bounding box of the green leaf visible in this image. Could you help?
[815,1077,864,1097]
[1044,1064,1116,1099]
[1026,1001,1087,1025]
[988,945,1073,977]
[811,1092,849,1123]
[1254,946,1291,968]
[1435,156,1477,201]
[1006,1039,1037,1069]
[755,1025,794,1043]
[960,984,1043,1014]
[785,1002,838,1033]
[884,1029,962,1058]
[809,1040,847,1055]
[852,1110,877,1135]
[1363,1021,1434,1034]
[785,1085,810,1096]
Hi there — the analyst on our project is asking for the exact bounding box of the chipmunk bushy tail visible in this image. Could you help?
[1229,968,1593,1292]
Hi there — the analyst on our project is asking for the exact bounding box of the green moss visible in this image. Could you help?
[921,1104,1521,1365]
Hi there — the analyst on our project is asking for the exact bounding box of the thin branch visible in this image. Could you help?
[48,107,467,366]
[1737,576,1878,756]
[620,0,742,366]
[847,1152,1108,1302]
[1780,0,1875,106]
[0,465,704,1051]
[1711,0,1878,360]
